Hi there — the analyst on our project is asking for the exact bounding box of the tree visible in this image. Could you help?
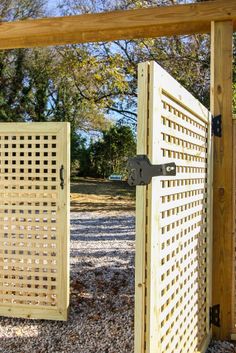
[0,1,111,133]
[0,0,212,129]
[0,0,234,164]
[0,0,48,122]
[79,125,136,178]
[58,0,211,123]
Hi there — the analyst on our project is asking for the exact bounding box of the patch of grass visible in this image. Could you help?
[70,177,135,213]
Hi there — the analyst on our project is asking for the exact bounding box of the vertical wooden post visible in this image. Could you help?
[211,20,233,339]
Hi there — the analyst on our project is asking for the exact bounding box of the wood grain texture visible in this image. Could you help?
[134,62,149,353]
[0,122,70,321]
[0,0,235,49]
[231,121,236,338]
[145,61,162,353]
[211,21,233,339]
[137,61,212,353]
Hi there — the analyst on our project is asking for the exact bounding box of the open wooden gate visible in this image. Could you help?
[0,122,70,321]
[135,62,213,353]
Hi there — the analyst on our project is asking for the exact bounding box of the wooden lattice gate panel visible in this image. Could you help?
[135,62,213,353]
[0,123,70,321]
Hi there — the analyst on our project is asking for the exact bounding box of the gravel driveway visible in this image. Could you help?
[0,208,235,353]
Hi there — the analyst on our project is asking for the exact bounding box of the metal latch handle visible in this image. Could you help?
[127,155,176,186]
[60,165,65,190]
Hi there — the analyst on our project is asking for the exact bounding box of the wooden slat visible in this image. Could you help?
[0,305,62,321]
[57,123,70,321]
[0,123,63,133]
[159,83,210,125]
[159,183,206,196]
[158,215,204,245]
[159,192,207,211]
[160,124,208,147]
[159,204,206,228]
[145,61,162,353]
[0,267,58,277]
[210,21,233,339]
[0,0,235,49]
[134,62,149,353]
[160,142,207,158]
[161,109,208,139]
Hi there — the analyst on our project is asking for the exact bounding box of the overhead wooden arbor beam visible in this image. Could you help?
[0,0,235,49]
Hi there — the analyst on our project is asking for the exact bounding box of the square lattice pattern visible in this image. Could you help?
[0,123,69,320]
[135,62,212,353]
[156,91,210,352]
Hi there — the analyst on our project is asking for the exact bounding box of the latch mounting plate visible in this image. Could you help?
[210,304,220,327]
[127,155,176,186]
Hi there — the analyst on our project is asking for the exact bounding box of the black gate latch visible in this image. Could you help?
[127,155,176,186]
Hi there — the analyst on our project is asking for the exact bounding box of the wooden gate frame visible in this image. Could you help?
[0,0,235,340]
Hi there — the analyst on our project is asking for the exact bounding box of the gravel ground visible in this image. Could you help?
[207,341,236,353]
[0,208,235,353]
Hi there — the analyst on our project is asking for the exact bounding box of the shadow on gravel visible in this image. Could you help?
[70,216,134,242]
[71,202,135,213]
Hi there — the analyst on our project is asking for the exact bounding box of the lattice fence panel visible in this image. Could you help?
[0,123,70,321]
[135,61,212,353]
[156,92,211,353]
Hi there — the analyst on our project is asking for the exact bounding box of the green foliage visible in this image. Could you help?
[79,125,136,178]
[0,0,235,168]
[0,0,213,130]
[60,0,211,109]
[0,0,212,130]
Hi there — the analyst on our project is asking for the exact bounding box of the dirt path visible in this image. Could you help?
[70,178,135,213]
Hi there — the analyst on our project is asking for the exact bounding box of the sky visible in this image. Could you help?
[46,0,59,15]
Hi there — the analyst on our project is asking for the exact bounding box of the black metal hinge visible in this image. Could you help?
[212,114,222,137]
[127,155,176,186]
[210,304,220,327]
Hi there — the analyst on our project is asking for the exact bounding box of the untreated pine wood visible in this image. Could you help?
[143,61,212,352]
[211,21,233,339]
[0,122,70,321]
[0,0,235,49]
[134,62,149,353]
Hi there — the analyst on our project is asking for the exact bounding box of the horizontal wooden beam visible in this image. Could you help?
[0,0,235,49]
